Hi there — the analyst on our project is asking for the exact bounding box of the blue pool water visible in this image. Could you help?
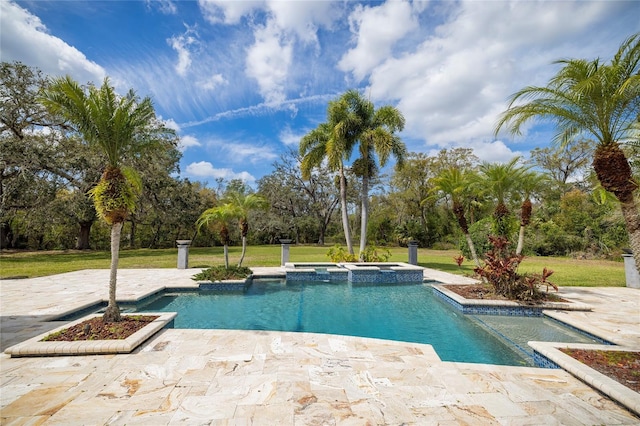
[135,280,596,366]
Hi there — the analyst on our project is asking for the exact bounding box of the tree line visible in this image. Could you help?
[2,31,638,268]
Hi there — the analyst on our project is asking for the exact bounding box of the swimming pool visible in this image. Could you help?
[135,280,598,366]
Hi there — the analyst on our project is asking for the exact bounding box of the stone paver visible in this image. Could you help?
[1,268,639,424]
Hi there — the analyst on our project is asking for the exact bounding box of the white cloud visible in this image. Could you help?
[186,161,255,184]
[267,0,337,45]
[198,0,262,25]
[338,0,418,81]
[146,0,177,15]
[198,74,227,91]
[168,26,199,76]
[365,0,628,154]
[279,126,305,147]
[162,118,181,132]
[179,135,202,152]
[0,1,106,85]
[245,20,293,104]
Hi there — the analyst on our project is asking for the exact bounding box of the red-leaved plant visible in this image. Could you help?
[474,236,558,301]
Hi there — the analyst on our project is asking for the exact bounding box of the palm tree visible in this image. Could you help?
[341,90,406,260]
[222,191,268,267]
[495,33,640,273]
[515,170,548,255]
[300,100,360,255]
[479,158,527,238]
[430,167,482,267]
[196,204,236,269]
[40,76,155,322]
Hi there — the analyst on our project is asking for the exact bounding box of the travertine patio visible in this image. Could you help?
[1,268,639,425]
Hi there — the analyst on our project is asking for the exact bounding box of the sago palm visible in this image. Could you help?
[41,76,155,322]
[515,170,548,255]
[430,167,482,267]
[495,33,640,273]
[479,158,528,238]
[222,191,268,267]
[196,204,237,269]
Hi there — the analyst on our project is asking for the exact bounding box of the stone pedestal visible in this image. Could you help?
[176,240,192,269]
[408,241,418,265]
[622,253,640,288]
[280,239,293,266]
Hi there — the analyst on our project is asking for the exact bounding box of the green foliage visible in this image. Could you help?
[192,265,252,281]
[360,245,392,262]
[474,236,558,302]
[458,218,494,259]
[326,245,358,262]
[326,244,392,262]
[88,167,141,225]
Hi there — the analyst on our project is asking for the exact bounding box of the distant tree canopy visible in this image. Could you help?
[0,62,634,262]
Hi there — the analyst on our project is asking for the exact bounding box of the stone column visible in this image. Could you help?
[176,240,192,269]
[408,240,418,265]
[280,239,293,266]
[622,253,640,288]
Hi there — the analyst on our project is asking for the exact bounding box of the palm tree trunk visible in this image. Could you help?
[339,167,354,255]
[238,236,247,267]
[516,225,526,256]
[619,199,640,276]
[223,244,229,269]
[465,232,481,268]
[359,173,369,261]
[103,222,122,322]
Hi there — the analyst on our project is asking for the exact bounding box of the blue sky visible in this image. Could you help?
[2,0,639,188]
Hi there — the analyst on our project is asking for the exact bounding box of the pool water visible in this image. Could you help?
[136,280,597,366]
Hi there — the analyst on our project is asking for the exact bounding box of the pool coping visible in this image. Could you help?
[4,312,177,357]
[529,341,640,416]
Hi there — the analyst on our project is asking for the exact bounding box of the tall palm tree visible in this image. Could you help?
[514,170,548,255]
[40,76,155,322]
[222,191,268,267]
[430,167,482,267]
[342,90,407,260]
[479,158,527,238]
[495,33,640,273]
[300,100,360,255]
[196,204,236,269]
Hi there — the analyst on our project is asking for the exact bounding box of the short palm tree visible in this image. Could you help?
[479,158,527,238]
[40,76,155,322]
[495,33,640,272]
[222,191,268,267]
[196,204,236,269]
[430,167,482,267]
[515,170,548,255]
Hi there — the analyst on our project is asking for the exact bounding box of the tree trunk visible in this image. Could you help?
[223,244,229,269]
[619,199,640,276]
[516,225,526,256]
[103,222,122,322]
[0,222,13,249]
[238,236,247,267]
[76,221,92,250]
[592,143,640,275]
[359,173,369,261]
[465,232,481,268]
[339,167,354,254]
[128,219,136,249]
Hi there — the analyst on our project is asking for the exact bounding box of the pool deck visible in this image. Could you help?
[1,267,639,424]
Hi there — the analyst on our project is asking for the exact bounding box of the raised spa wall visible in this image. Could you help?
[284,262,424,283]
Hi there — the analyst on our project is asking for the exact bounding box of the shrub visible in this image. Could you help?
[193,265,252,281]
[360,245,392,262]
[474,236,558,302]
[327,245,358,262]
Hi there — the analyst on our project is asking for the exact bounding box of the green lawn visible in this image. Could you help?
[0,245,626,287]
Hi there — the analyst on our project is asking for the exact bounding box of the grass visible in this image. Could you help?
[0,245,626,287]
